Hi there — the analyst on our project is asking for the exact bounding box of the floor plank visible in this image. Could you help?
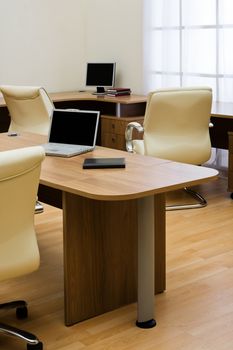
[1,177,233,349]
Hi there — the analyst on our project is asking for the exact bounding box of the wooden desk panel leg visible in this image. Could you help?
[136,195,156,328]
[62,192,138,326]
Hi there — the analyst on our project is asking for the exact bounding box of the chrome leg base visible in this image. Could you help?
[0,322,43,349]
[166,187,207,211]
[35,201,44,214]
[136,319,156,328]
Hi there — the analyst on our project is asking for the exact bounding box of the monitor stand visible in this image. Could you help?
[92,86,106,96]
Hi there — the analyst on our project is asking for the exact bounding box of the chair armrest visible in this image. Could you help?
[125,122,144,153]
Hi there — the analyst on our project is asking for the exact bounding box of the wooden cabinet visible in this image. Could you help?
[228,132,233,192]
[101,115,144,150]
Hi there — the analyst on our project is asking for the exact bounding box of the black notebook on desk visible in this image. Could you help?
[83,157,125,169]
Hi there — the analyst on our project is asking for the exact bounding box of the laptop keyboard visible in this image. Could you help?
[43,143,93,155]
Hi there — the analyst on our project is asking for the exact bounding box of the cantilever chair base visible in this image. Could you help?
[166,187,207,211]
[35,201,44,214]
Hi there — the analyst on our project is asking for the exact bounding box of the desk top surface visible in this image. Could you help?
[0,132,218,201]
[50,91,147,104]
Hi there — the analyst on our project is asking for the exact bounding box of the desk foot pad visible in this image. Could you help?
[136,319,156,329]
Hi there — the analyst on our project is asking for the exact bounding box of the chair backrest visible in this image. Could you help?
[0,85,54,135]
[0,146,45,281]
[142,86,212,165]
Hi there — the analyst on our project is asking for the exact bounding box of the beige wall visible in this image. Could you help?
[0,0,143,94]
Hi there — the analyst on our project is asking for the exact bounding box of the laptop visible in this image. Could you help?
[43,109,100,157]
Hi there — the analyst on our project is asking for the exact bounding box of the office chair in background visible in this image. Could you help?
[0,85,54,135]
[125,86,213,210]
[0,146,45,350]
[0,85,54,213]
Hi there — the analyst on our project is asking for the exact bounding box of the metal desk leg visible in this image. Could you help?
[136,195,156,328]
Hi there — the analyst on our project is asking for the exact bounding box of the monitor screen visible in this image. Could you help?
[86,62,116,93]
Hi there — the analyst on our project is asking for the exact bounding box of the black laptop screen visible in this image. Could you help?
[49,109,99,146]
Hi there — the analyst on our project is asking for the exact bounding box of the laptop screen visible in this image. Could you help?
[49,109,100,146]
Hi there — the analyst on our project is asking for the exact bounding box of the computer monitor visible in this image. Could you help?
[86,62,116,95]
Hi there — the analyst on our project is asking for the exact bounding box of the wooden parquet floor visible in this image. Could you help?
[1,177,233,349]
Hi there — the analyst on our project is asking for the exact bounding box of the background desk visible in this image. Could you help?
[0,92,146,150]
[0,132,218,327]
[211,102,233,193]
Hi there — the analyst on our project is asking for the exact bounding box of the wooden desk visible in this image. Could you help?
[211,102,233,149]
[0,132,218,327]
[210,102,233,192]
[1,91,232,151]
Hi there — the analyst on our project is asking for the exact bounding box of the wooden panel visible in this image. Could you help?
[63,193,138,325]
[154,193,166,293]
[119,102,146,117]
[0,106,10,132]
[228,132,233,192]
[62,192,166,326]
[229,132,233,152]
[210,116,233,149]
[54,100,117,116]
[38,184,62,209]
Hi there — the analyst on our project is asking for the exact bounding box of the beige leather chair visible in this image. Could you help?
[0,146,45,349]
[0,85,54,213]
[125,86,213,210]
[0,85,54,135]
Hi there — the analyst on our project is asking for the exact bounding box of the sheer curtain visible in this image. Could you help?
[143,0,233,171]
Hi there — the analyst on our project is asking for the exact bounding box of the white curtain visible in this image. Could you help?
[143,0,233,171]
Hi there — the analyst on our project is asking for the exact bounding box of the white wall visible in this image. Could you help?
[84,0,143,94]
[0,0,143,93]
[0,0,86,92]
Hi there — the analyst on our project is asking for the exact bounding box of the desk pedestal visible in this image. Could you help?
[60,191,166,326]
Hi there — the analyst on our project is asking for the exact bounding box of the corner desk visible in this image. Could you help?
[0,91,146,150]
[0,132,218,327]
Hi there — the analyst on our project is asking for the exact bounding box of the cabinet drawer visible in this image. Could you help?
[101,118,126,134]
[101,115,144,150]
[101,133,126,150]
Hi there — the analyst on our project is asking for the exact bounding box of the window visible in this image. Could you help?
[143,0,233,102]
